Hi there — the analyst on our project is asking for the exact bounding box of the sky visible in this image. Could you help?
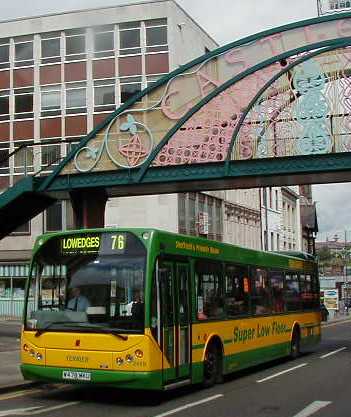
[1,0,349,240]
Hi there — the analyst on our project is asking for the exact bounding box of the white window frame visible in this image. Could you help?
[14,40,34,68]
[65,82,87,114]
[93,78,116,111]
[119,24,141,56]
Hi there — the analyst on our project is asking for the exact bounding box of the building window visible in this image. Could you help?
[41,144,61,171]
[146,74,165,88]
[119,22,141,55]
[269,187,272,208]
[0,91,9,121]
[65,29,86,61]
[188,193,196,235]
[120,77,141,103]
[0,142,9,175]
[41,32,61,64]
[215,199,223,241]
[41,85,61,117]
[275,190,279,211]
[145,19,168,53]
[13,141,34,174]
[45,201,63,232]
[271,232,274,250]
[66,140,80,155]
[12,221,30,235]
[14,89,33,119]
[15,38,34,67]
[208,199,214,237]
[178,193,186,233]
[0,39,10,69]
[94,25,114,58]
[94,79,115,112]
[66,82,86,114]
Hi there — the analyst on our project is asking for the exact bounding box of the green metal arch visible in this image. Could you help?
[224,40,351,174]
[38,11,351,192]
[136,36,351,182]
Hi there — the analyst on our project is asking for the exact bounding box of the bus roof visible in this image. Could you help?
[33,227,316,269]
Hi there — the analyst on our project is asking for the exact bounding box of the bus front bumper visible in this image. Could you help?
[21,364,163,390]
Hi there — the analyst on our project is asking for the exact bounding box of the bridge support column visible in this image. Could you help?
[70,188,107,229]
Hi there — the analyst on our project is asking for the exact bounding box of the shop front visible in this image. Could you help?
[0,264,31,318]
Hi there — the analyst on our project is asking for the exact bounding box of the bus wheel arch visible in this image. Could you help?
[290,324,301,359]
[202,335,224,387]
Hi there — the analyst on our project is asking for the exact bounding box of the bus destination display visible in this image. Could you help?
[61,233,126,255]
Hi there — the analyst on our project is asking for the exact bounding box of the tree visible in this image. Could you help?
[317,246,332,262]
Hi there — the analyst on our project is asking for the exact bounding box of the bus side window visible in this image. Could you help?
[251,268,271,315]
[269,270,285,313]
[195,261,224,320]
[284,273,301,311]
[224,264,249,316]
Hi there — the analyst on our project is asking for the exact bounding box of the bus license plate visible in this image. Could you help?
[62,371,91,381]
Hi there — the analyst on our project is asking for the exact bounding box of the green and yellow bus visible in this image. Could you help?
[21,228,321,390]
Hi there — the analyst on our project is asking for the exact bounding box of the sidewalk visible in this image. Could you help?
[0,315,350,394]
[0,350,38,393]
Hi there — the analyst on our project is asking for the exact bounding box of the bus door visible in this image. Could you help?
[159,260,191,385]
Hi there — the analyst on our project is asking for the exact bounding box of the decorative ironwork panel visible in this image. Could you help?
[232,47,351,160]
[56,14,351,180]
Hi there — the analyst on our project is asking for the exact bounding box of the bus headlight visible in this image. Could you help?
[30,349,35,357]
[23,344,29,352]
[36,353,43,361]
[116,357,124,366]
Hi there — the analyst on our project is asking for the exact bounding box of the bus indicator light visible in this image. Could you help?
[135,349,143,358]
[126,354,134,363]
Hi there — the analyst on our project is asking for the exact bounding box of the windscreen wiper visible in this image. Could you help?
[73,325,131,340]
[34,321,88,337]
[35,322,135,341]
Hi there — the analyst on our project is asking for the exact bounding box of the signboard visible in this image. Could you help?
[323,289,339,310]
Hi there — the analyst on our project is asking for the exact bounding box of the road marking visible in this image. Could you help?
[323,319,351,328]
[0,406,42,416]
[0,389,44,401]
[320,346,347,359]
[292,401,332,417]
[256,363,307,383]
[0,401,79,416]
[152,394,223,417]
[0,384,72,402]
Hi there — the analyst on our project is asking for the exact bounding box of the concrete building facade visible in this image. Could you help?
[0,0,264,316]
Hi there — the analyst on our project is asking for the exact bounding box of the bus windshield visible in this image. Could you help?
[25,232,146,334]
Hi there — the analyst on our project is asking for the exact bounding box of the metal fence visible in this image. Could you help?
[0,298,34,319]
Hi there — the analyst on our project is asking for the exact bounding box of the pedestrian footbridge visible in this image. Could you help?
[2,12,351,237]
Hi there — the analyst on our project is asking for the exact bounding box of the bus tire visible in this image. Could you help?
[290,328,300,359]
[203,343,222,388]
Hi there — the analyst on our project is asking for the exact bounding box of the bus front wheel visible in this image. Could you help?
[203,343,222,387]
